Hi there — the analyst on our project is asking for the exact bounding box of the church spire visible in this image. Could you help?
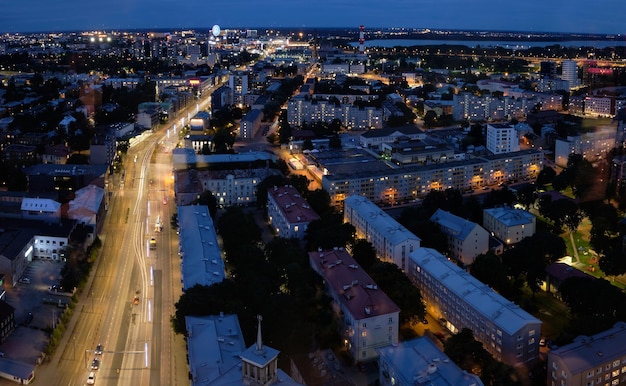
[255,314,264,353]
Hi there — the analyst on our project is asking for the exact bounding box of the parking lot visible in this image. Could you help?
[1,259,65,364]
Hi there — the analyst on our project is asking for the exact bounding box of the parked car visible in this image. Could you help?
[434,332,446,342]
[18,277,31,284]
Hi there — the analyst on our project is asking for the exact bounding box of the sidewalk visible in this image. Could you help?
[33,234,106,381]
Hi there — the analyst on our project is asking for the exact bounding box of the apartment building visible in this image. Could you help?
[377,337,484,386]
[430,209,489,266]
[321,149,543,208]
[547,322,626,386]
[343,195,420,271]
[177,205,224,291]
[561,60,580,90]
[309,248,400,362]
[359,126,425,149]
[408,247,542,366]
[454,93,563,122]
[483,206,536,246]
[239,108,263,140]
[172,149,282,207]
[554,126,617,167]
[287,94,383,130]
[267,185,319,239]
[486,123,520,155]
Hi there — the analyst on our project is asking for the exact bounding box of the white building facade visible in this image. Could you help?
[309,248,400,362]
[430,209,489,266]
[483,207,536,246]
[343,195,421,271]
[408,247,542,366]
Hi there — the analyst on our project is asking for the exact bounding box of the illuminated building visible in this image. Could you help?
[408,247,542,366]
[309,248,400,362]
[343,195,420,271]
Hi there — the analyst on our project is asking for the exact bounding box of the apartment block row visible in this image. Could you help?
[453,92,564,122]
[173,149,282,207]
[322,149,543,208]
[177,205,225,292]
[343,195,421,271]
[408,247,542,366]
[287,94,383,130]
[547,322,626,386]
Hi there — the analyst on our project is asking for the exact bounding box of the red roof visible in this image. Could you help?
[309,248,400,320]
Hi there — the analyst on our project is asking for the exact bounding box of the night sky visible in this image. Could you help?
[1,0,624,35]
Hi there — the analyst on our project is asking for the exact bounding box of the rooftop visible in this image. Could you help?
[377,337,483,386]
[483,206,535,227]
[268,185,320,224]
[550,322,626,375]
[178,205,224,291]
[411,247,541,335]
[344,195,421,245]
[309,248,400,321]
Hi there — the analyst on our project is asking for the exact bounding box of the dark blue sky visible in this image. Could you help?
[2,0,624,35]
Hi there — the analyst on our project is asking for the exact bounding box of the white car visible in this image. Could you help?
[87,371,96,384]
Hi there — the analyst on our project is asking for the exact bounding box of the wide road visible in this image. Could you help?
[33,83,220,386]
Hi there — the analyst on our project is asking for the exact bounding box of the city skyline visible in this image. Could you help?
[1,0,625,36]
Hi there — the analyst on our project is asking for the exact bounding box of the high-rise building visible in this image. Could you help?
[486,123,520,155]
[540,61,557,78]
[561,60,579,90]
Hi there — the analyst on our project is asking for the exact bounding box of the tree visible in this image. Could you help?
[368,261,425,324]
[444,328,520,385]
[286,174,310,195]
[255,174,286,208]
[350,239,378,270]
[599,247,626,276]
[559,276,626,320]
[328,135,342,149]
[212,127,235,153]
[470,252,521,301]
[423,110,438,127]
[589,217,614,254]
[501,232,565,296]
[549,199,581,232]
[193,190,218,218]
[536,166,556,187]
[444,328,491,378]
[217,206,262,250]
[305,189,332,217]
[515,184,537,209]
[305,213,355,250]
[482,187,516,209]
